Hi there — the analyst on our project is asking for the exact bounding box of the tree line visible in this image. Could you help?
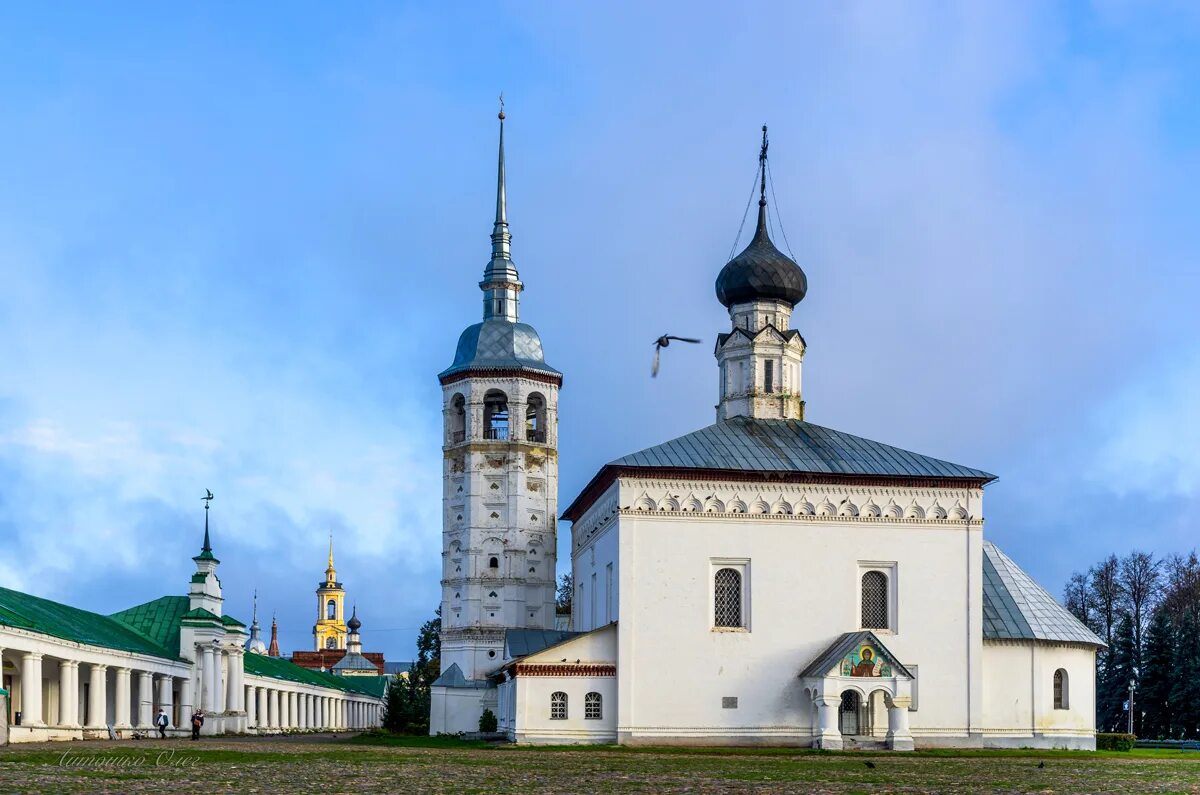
[1063,550,1200,738]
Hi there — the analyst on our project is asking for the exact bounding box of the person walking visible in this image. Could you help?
[155,708,169,738]
[190,709,204,741]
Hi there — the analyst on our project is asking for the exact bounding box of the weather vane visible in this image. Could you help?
[498,92,505,120]
[203,489,214,511]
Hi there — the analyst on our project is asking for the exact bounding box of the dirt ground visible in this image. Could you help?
[2,734,1199,794]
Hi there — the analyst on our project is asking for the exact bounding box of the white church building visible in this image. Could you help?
[431,121,1103,750]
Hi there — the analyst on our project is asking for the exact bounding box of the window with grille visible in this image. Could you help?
[714,568,743,628]
[861,570,889,629]
[584,692,602,720]
[550,691,567,720]
[1053,669,1068,709]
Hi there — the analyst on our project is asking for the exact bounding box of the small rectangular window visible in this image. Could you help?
[764,360,774,393]
[722,697,738,709]
[712,559,750,630]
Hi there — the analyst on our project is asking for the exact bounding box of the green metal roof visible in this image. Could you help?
[221,615,246,628]
[110,596,190,657]
[243,653,386,697]
[180,607,222,623]
[0,587,180,661]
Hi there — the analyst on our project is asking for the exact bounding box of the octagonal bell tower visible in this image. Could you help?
[436,108,562,681]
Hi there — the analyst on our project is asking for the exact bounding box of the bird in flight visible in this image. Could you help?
[652,334,702,377]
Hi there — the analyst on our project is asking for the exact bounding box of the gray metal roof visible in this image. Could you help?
[332,650,378,672]
[798,631,913,679]
[505,628,578,658]
[439,319,561,380]
[610,416,996,481]
[430,662,493,689]
[982,541,1104,647]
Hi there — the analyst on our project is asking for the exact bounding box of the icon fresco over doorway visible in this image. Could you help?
[840,644,893,677]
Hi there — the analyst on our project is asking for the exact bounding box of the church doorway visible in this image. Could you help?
[838,690,861,736]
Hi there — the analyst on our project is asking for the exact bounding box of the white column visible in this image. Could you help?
[268,689,280,729]
[58,660,76,727]
[213,650,225,714]
[814,695,841,750]
[113,667,132,729]
[86,664,107,729]
[180,673,195,722]
[281,691,291,729]
[887,703,914,751]
[157,675,174,728]
[19,652,45,727]
[245,685,256,727]
[257,687,268,729]
[227,651,242,713]
[305,694,313,728]
[201,647,216,711]
[137,671,154,728]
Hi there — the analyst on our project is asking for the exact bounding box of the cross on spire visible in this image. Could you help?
[196,489,217,561]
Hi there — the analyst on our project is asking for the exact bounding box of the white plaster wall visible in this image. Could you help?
[609,478,984,745]
[512,674,616,744]
[430,686,489,735]
[572,517,619,633]
[981,641,1096,749]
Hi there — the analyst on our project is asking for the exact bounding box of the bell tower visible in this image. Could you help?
[313,535,347,651]
[436,106,562,681]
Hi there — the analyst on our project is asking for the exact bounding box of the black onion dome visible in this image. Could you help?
[715,202,807,309]
[347,608,361,632]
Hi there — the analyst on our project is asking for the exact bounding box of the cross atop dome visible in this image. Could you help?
[716,125,807,309]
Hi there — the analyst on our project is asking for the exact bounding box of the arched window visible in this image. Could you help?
[449,393,466,443]
[326,599,337,620]
[1053,669,1069,709]
[525,392,547,443]
[489,556,499,569]
[325,636,336,649]
[483,390,509,440]
[550,691,567,720]
[585,692,602,720]
[861,571,888,630]
[714,568,743,628]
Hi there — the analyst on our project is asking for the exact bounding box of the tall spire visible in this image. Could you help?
[480,96,522,322]
[196,489,217,562]
[492,94,509,258]
[268,611,280,657]
[325,532,337,583]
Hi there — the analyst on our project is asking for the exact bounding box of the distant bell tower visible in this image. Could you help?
[714,125,808,422]
[313,535,347,651]
[437,106,562,681]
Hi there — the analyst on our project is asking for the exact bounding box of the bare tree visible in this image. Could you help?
[1119,550,1161,673]
[1091,555,1122,650]
[1064,571,1094,628]
[1162,551,1200,619]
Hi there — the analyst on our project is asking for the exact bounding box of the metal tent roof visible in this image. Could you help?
[982,541,1104,647]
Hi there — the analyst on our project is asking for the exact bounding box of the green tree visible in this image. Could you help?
[1170,608,1200,739]
[381,675,414,733]
[556,573,573,616]
[1140,605,1176,739]
[1098,613,1137,733]
[381,607,441,735]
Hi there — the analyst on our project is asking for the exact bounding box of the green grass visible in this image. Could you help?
[2,736,1199,793]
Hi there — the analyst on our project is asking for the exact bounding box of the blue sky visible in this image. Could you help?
[1,3,1198,659]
